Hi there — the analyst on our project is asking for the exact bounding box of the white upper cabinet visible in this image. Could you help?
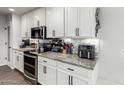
[21,7,96,38]
[46,7,64,38]
[21,14,27,38]
[33,8,45,27]
[21,8,45,38]
[78,8,96,37]
[65,7,96,38]
[26,12,33,37]
[21,12,33,38]
[65,7,78,37]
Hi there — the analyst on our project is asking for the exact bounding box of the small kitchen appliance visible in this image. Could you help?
[41,43,52,52]
[31,26,46,39]
[78,44,95,59]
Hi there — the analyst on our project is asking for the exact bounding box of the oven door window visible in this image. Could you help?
[24,64,35,78]
[24,55,35,66]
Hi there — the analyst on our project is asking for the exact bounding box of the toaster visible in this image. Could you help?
[78,44,95,59]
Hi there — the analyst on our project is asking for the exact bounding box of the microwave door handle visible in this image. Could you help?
[80,51,82,57]
[40,28,43,38]
[88,52,90,59]
[42,27,45,39]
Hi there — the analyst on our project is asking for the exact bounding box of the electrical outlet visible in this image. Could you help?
[121,49,124,56]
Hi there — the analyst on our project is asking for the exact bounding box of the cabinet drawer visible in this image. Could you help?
[57,62,92,78]
[38,56,57,67]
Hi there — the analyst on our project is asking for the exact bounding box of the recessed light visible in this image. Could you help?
[8,8,15,12]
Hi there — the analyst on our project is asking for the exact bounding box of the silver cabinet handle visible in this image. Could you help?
[75,28,78,36]
[77,28,80,36]
[68,75,71,85]
[37,20,40,27]
[18,56,19,61]
[52,30,55,37]
[43,60,47,63]
[16,56,18,61]
[67,68,74,71]
[20,53,22,55]
[68,75,73,85]
[71,76,73,85]
[16,56,19,61]
[52,30,53,36]
[43,66,47,74]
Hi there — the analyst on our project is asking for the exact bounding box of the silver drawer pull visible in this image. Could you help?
[43,60,47,62]
[67,68,74,71]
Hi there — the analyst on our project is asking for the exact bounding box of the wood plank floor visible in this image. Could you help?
[0,65,32,85]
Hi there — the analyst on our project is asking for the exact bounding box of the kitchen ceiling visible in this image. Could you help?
[0,7,37,15]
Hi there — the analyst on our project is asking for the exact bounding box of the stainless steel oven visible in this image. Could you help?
[24,52,38,85]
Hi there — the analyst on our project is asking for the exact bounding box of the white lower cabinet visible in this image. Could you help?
[38,56,97,85]
[57,69,70,85]
[38,62,46,84]
[13,50,19,69]
[18,51,24,73]
[38,57,57,85]
[57,68,89,85]
[45,65,56,85]
[73,76,88,85]
[13,50,24,73]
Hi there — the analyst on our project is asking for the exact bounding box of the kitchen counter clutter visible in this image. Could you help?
[38,52,97,70]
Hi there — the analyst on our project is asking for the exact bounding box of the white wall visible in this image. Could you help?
[0,16,8,65]
[98,8,124,84]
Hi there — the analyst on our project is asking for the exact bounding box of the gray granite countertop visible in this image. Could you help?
[13,48,35,52]
[38,52,97,70]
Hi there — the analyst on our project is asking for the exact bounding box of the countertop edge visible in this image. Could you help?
[38,54,95,70]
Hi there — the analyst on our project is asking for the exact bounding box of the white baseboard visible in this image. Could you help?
[0,63,8,66]
[0,61,15,69]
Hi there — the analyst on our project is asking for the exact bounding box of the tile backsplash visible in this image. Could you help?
[63,38,100,54]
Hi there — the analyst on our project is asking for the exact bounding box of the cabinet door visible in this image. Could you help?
[18,52,24,73]
[21,14,27,37]
[46,65,57,85]
[78,8,96,37]
[39,8,45,26]
[73,76,88,85]
[33,8,45,27]
[57,69,70,85]
[46,7,64,38]
[13,50,19,69]
[38,62,46,84]
[26,12,34,37]
[54,8,64,37]
[13,50,17,69]
[33,9,40,27]
[65,7,78,37]
[46,8,55,37]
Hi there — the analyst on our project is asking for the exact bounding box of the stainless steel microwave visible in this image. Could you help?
[31,26,46,39]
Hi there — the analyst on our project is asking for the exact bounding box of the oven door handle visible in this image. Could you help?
[24,54,37,59]
[24,73,36,81]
